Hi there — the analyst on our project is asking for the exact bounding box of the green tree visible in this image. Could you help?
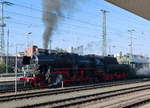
[0,63,14,74]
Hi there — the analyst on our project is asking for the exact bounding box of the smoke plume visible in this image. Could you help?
[42,0,75,49]
[136,67,150,77]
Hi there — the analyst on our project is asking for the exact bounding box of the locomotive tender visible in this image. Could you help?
[20,50,134,87]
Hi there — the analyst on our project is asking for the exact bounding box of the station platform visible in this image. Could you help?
[0,77,16,82]
[0,77,24,91]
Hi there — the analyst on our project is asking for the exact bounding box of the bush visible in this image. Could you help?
[0,63,14,74]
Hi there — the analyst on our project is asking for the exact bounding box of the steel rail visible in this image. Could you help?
[0,78,149,102]
[18,84,150,108]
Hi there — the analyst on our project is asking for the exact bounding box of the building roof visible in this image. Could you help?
[106,0,150,20]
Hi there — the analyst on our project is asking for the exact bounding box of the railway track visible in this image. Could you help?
[17,84,150,108]
[0,86,33,94]
[0,81,25,92]
[1,78,150,108]
[122,97,150,108]
[0,78,149,94]
[0,78,149,102]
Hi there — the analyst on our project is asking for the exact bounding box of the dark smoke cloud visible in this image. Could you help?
[42,0,75,49]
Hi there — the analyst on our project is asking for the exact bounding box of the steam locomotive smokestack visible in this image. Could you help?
[42,0,75,49]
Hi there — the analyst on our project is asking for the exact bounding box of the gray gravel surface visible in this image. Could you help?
[1,81,150,108]
[139,103,150,108]
[82,89,150,108]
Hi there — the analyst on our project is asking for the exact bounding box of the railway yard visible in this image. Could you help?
[1,0,150,108]
[0,78,150,108]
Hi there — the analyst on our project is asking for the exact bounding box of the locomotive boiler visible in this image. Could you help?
[20,50,134,87]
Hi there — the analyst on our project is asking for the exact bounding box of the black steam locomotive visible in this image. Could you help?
[20,50,135,87]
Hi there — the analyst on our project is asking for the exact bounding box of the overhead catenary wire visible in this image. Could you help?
[6,17,137,36]
[6,18,133,39]
[5,14,150,42]
[13,1,150,28]
[4,4,150,35]
[3,1,150,56]
[11,1,150,27]
[5,13,130,35]
[3,0,150,31]
[6,19,150,46]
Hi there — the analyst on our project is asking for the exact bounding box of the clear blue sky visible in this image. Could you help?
[4,0,150,56]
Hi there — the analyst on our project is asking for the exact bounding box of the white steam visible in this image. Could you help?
[136,67,150,77]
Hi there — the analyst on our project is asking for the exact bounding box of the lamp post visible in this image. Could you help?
[49,39,52,51]
[15,44,17,94]
[6,28,9,74]
[15,44,23,94]
[26,32,32,47]
[112,45,116,56]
